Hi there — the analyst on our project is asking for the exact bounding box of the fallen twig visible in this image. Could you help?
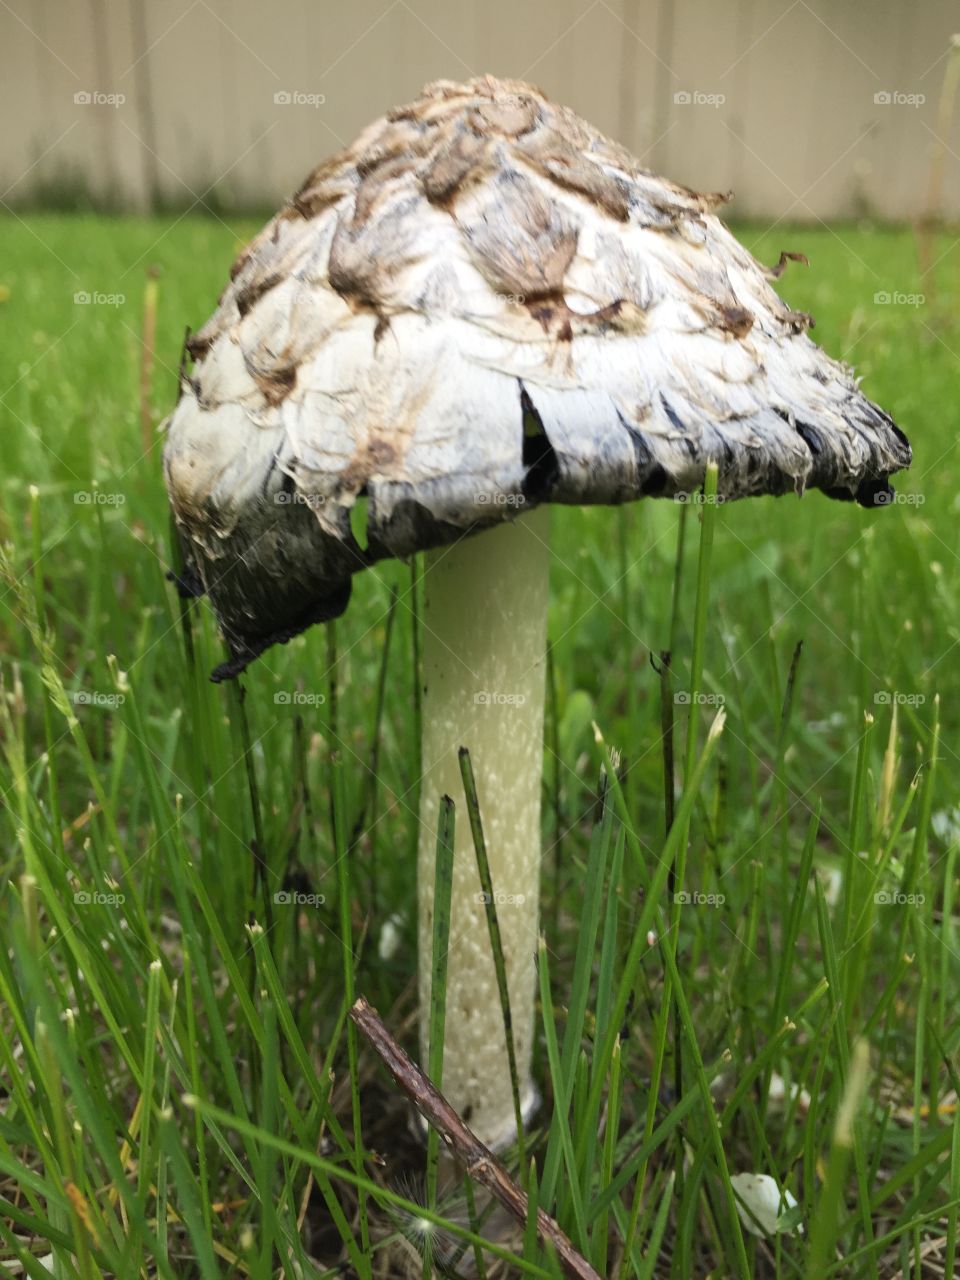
[349,996,601,1280]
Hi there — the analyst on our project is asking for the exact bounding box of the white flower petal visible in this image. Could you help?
[731,1172,802,1237]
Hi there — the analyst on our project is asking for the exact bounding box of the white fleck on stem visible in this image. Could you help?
[417,505,549,1151]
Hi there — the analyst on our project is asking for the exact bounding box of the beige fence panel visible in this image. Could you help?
[2,0,958,220]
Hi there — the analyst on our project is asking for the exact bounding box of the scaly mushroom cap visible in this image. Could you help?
[164,75,911,678]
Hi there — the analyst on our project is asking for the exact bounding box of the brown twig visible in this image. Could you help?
[349,996,601,1280]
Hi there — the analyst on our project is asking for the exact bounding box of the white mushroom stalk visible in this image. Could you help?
[418,507,549,1148]
[162,75,910,1154]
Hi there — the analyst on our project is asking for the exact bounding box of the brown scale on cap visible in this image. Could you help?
[163,74,911,677]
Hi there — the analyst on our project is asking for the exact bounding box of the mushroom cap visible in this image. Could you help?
[164,74,911,678]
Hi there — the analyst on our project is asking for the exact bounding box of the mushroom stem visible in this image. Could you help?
[417,505,550,1151]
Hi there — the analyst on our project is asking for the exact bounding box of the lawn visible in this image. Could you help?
[0,212,957,1278]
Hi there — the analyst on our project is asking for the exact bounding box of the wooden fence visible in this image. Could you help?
[2,0,959,220]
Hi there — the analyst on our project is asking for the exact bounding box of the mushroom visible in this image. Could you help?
[163,75,911,1151]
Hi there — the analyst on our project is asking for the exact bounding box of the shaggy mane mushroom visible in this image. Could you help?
[164,74,911,1152]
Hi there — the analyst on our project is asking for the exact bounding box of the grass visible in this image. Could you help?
[0,210,957,1277]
